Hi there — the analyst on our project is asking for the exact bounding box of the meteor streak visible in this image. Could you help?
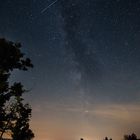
[41,0,58,14]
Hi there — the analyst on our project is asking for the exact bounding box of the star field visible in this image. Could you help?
[0,0,140,140]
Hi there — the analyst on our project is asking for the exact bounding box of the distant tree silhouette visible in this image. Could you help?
[104,136,112,140]
[105,137,109,140]
[0,38,34,140]
[124,133,137,140]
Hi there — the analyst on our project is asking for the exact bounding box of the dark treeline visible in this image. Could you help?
[0,38,34,140]
[81,133,139,140]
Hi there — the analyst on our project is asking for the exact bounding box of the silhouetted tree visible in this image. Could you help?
[10,96,34,140]
[104,136,112,140]
[124,133,137,140]
[105,137,109,140]
[0,38,34,140]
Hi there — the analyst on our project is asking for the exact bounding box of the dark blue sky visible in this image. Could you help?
[0,0,140,140]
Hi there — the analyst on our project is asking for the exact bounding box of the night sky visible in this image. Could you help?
[0,0,140,140]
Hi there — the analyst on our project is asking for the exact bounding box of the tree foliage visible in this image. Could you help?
[0,38,34,140]
[124,133,138,140]
[104,136,112,140]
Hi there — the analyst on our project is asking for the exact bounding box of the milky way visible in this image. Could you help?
[60,0,102,88]
[0,0,140,140]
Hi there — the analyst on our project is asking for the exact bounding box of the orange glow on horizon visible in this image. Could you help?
[30,103,140,140]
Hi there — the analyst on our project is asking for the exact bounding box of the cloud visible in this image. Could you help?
[33,101,140,123]
[91,104,140,123]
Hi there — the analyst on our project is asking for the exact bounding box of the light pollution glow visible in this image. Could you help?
[1,0,140,140]
[30,102,140,140]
